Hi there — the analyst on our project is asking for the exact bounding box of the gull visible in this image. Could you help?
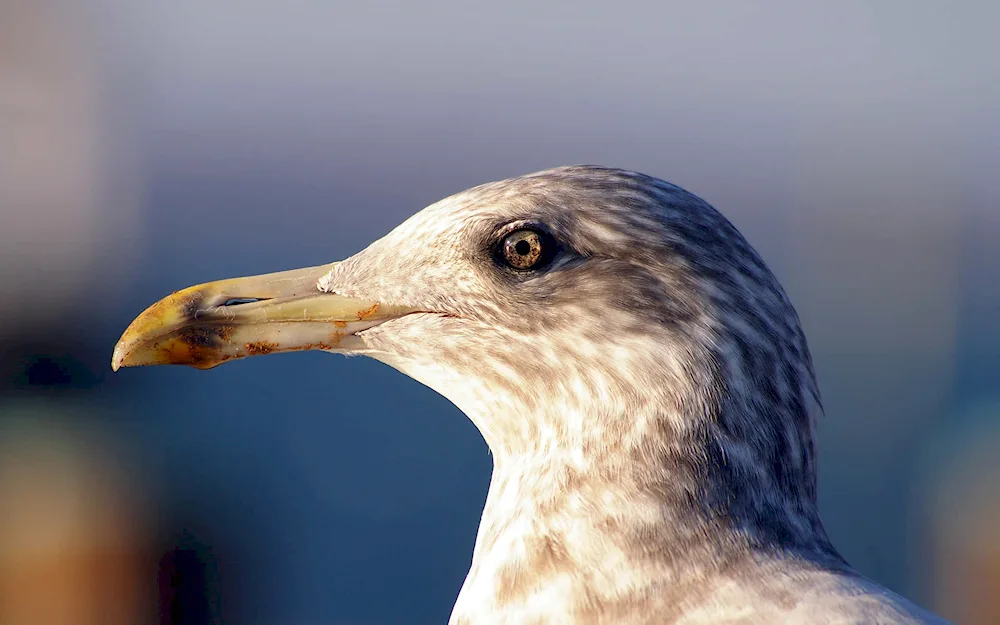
[113,166,948,624]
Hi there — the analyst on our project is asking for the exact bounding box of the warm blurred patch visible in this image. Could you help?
[0,404,153,625]
[926,401,1000,625]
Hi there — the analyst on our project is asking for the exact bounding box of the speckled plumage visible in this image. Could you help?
[318,166,947,624]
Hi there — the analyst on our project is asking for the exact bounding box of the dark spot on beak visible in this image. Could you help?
[181,327,218,347]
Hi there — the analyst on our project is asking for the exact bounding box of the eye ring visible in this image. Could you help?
[497,228,553,271]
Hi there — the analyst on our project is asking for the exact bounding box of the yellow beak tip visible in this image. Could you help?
[111,344,126,372]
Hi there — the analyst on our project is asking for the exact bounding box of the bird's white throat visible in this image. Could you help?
[448,438,728,625]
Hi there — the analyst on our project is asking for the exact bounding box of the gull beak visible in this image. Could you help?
[111,263,413,371]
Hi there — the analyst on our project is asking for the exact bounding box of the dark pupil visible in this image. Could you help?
[514,239,532,256]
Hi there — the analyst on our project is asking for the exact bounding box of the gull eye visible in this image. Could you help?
[499,228,550,270]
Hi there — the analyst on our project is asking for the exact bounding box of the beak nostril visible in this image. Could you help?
[223,298,265,306]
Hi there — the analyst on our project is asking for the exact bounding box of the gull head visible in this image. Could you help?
[114,165,827,559]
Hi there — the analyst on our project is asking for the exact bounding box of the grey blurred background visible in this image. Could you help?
[1,1,997,624]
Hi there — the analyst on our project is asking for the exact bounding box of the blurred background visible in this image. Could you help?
[1,1,997,623]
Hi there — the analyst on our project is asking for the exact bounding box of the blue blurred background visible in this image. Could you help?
[1,1,997,623]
